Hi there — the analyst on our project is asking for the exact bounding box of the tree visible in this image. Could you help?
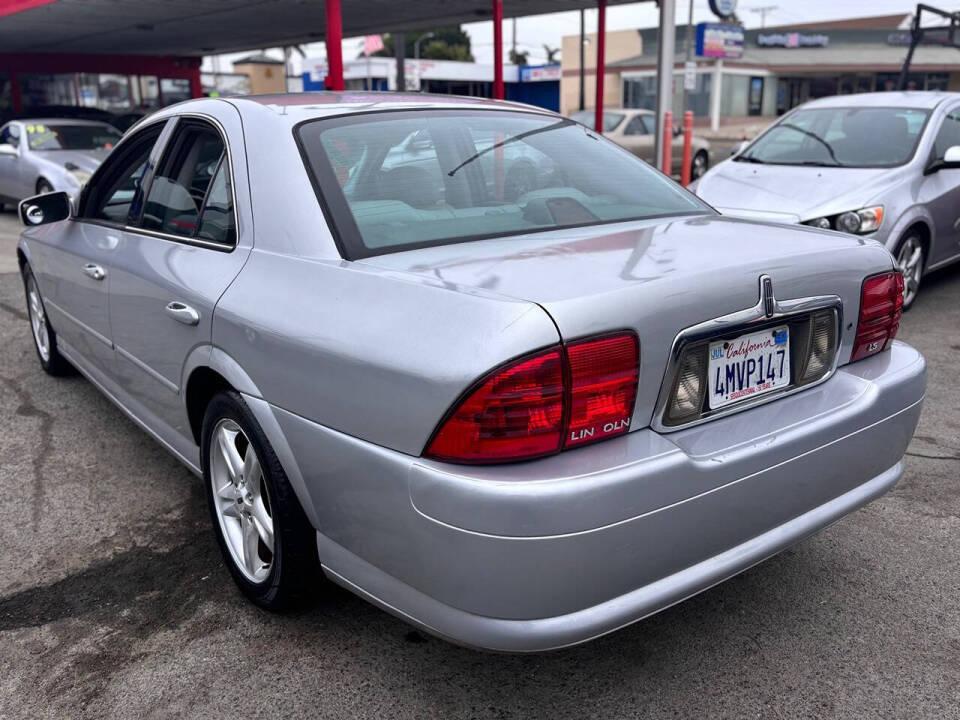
[543,44,560,63]
[370,27,475,62]
[509,48,530,65]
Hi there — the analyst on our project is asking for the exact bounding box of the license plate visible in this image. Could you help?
[708,326,790,409]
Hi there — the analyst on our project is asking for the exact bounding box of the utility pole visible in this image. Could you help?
[654,0,676,165]
[750,5,778,29]
[578,8,586,111]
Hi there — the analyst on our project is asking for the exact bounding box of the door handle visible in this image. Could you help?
[83,263,106,281]
[164,301,200,326]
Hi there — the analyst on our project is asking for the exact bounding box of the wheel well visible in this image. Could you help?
[16,248,27,272]
[185,367,234,445]
[902,221,930,258]
[36,177,51,193]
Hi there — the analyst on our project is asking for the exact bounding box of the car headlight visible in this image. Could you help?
[804,206,883,235]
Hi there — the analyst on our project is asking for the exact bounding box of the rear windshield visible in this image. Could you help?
[737,106,930,168]
[297,110,708,259]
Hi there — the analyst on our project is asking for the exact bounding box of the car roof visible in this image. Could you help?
[214,91,555,125]
[800,91,959,111]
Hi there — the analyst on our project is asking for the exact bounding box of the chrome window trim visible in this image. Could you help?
[651,275,843,433]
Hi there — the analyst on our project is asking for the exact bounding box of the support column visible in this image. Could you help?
[325,0,344,91]
[493,0,504,99]
[189,66,203,99]
[654,0,676,165]
[395,32,406,91]
[594,0,606,132]
[710,58,723,132]
[578,8,586,111]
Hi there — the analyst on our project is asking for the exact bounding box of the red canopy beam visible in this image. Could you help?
[325,0,344,91]
[493,0,504,99]
[594,0,607,132]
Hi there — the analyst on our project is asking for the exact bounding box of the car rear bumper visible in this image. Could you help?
[257,341,925,652]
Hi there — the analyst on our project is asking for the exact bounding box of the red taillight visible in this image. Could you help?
[564,333,639,449]
[851,271,904,362]
[425,332,640,464]
[426,349,565,463]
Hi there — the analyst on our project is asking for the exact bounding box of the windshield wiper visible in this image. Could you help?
[446,119,572,177]
[734,155,766,163]
[777,122,843,166]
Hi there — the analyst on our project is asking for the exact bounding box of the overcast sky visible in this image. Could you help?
[203,0,943,74]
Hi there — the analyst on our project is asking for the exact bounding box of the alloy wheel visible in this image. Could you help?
[27,276,51,362]
[209,418,275,584]
[896,236,924,308]
[691,152,707,180]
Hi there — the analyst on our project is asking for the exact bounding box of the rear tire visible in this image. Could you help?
[201,390,319,609]
[894,233,925,311]
[21,265,74,376]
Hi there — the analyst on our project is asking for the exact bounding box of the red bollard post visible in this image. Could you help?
[681,110,694,186]
[661,111,673,175]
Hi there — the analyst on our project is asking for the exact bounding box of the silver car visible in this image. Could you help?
[570,108,712,180]
[15,93,924,652]
[695,92,960,309]
[0,118,121,208]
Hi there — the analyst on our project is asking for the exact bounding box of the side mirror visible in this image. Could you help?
[925,145,960,174]
[0,143,18,158]
[731,140,749,157]
[18,191,74,227]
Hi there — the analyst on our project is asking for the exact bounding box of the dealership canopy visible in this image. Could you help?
[0,0,643,55]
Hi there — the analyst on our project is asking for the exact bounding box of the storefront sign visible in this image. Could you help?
[519,64,561,82]
[709,0,738,20]
[696,23,745,59]
[757,32,829,48]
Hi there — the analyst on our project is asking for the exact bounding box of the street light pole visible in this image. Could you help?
[414,32,435,61]
[682,0,693,115]
[654,0,676,165]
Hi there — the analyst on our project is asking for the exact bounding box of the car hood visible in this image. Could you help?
[359,214,894,429]
[33,148,109,173]
[696,160,905,223]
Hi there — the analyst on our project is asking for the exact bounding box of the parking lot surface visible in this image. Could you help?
[0,208,958,719]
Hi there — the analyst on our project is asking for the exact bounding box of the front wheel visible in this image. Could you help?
[22,266,74,376]
[894,234,925,310]
[201,390,319,609]
[36,179,54,195]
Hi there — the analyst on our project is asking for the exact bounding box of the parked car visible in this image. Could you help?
[695,92,960,309]
[0,118,121,208]
[570,108,711,180]
[15,93,924,652]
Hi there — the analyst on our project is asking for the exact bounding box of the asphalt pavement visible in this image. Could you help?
[0,208,958,719]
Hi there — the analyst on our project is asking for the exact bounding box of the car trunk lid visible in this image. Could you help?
[359,214,895,430]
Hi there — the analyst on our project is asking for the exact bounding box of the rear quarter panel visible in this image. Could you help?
[212,250,561,455]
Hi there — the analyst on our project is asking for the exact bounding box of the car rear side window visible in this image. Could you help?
[297,109,709,259]
[136,120,235,247]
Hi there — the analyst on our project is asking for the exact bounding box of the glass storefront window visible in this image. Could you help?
[19,73,77,107]
[160,78,191,105]
[139,76,160,108]
[98,73,131,110]
[78,73,99,107]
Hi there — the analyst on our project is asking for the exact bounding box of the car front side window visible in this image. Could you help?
[81,124,164,225]
[931,107,960,160]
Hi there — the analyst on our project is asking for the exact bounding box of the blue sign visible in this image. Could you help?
[695,23,745,59]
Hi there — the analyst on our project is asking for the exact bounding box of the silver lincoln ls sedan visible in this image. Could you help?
[16,93,925,652]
